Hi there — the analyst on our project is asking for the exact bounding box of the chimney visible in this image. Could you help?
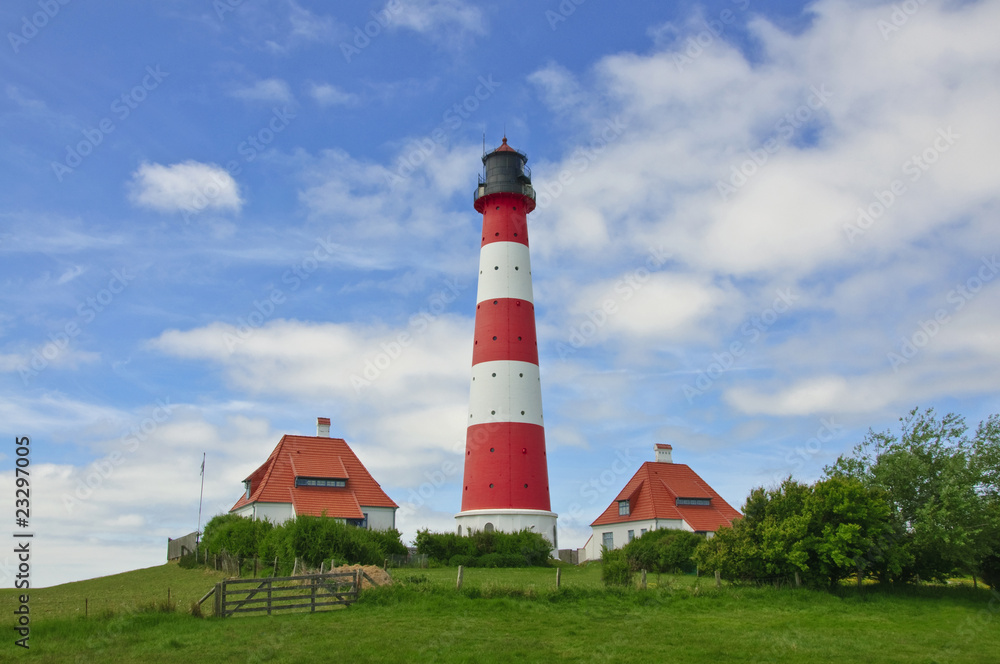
[316,417,331,437]
[654,443,673,463]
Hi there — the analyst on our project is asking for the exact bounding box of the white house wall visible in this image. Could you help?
[235,501,397,531]
[583,518,688,562]
[363,506,397,531]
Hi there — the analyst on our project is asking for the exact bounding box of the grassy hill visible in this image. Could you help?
[4,563,998,663]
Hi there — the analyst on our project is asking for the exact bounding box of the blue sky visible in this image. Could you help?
[2,0,999,587]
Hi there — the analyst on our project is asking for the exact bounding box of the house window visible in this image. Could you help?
[640,528,647,536]
[618,500,630,516]
[602,532,614,550]
[295,477,347,487]
[628,530,635,542]
[676,497,711,506]
[244,480,251,500]
[348,513,369,529]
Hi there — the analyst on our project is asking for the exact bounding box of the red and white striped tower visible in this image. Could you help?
[455,138,557,548]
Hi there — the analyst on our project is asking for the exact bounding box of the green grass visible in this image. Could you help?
[0,561,226,621]
[4,563,998,663]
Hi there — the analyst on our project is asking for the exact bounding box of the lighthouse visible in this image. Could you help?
[455,138,558,549]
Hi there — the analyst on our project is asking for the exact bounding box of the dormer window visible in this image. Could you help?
[677,497,710,506]
[618,500,630,516]
[295,477,346,488]
[244,480,251,500]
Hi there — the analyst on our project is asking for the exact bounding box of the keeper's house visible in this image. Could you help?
[582,444,740,561]
[230,418,398,530]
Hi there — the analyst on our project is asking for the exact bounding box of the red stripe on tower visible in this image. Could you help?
[456,138,558,549]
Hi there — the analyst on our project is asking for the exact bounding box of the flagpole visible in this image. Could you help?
[196,452,206,546]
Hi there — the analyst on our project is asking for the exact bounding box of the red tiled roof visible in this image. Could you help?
[590,461,741,531]
[230,434,397,518]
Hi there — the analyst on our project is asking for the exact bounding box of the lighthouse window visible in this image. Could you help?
[519,373,523,377]
[514,266,519,270]
[491,373,496,377]
[489,484,494,489]
[524,483,528,488]
[493,300,498,304]
[492,336,497,340]
[521,410,525,415]
[490,448,494,452]
[494,266,499,270]
[491,410,495,415]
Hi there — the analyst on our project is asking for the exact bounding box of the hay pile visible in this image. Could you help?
[330,564,392,589]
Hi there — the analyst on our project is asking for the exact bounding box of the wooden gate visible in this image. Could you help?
[204,570,361,617]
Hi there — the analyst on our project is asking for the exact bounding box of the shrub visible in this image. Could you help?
[601,546,634,587]
[478,553,528,568]
[449,554,477,568]
[418,529,551,566]
[622,528,703,574]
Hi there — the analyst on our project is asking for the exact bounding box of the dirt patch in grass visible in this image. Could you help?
[330,565,393,589]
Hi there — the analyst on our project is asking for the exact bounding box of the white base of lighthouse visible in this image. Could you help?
[455,508,558,550]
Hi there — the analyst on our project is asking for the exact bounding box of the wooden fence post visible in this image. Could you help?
[267,578,272,616]
[456,565,464,590]
[556,567,561,589]
[794,572,801,588]
[253,557,258,578]
[311,576,317,612]
[274,556,278,576]
[715,570,721,588]
[214,582,223,617]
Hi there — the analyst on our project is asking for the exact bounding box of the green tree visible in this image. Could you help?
[825,408,1000,583]
[694,477,895,588]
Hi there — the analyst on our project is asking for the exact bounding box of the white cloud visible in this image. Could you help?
[308,82,358,107]
[390,0,486,46]
[128,161,242,214]
[229,78,294,104]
